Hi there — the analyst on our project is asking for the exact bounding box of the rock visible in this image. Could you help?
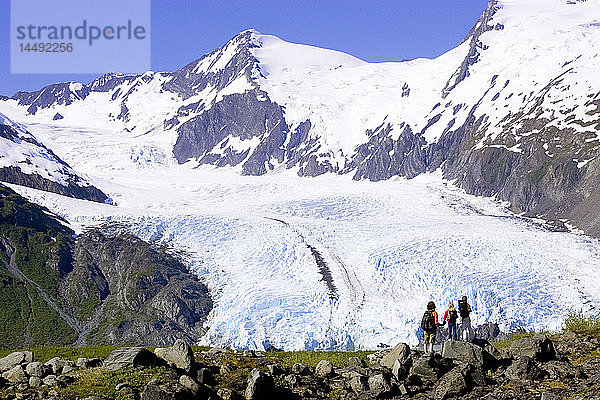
[348,357,367,368]
[45,357,75,375]
[509,334,556,361]
[218,388,245,400]
[25,362,51,378]
[76,358,103,369]
[2,365,28,383]
[285,374,301,388]
[0,352,32,372]
[179,375,199,393]
[141,380,194,400]
[367,348,392,365]
[242,350,255,357]
[409,354,451,386]
[392,359,408,381]
[368,373,392,396]
[381,342,411,369]
[291,363,312,376]
[29,376,42,388]
[104,347,160,371]
[245,368,274,400]
[57,375,76,385]
[267,364,286,376]
[433,367,468,400]
[349,375,369,393]
[116,382,131,391]
[504,356,546,382]
[398,383,409,396]
[42,375,59,387]
[543,360,578,380]
[154,339,194,372]
[196,367,216,385]
[441,340,484,366]
[315,360,334,378]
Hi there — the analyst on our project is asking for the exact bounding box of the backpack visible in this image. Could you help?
[458,301,470,318]
[448,310,458,324]
[421,311,435,332]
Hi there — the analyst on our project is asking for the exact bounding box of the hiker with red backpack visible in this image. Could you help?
[443,302,458,340]
[421,301,442,353]
[458,295,473,341]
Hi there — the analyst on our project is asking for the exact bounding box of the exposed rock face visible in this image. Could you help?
[0,123,107,203]
[64,229,213,346]
[0,184,212,347]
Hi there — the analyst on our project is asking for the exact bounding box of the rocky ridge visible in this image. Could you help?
[1,331,600,399]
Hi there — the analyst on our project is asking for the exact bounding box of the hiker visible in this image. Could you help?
[443,302,458,340]
[458,295,473,341]
[421,301,441,353]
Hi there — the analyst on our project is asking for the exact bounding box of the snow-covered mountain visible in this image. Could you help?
[0,113,107,202]
[2,0,599,236]
[1,0,600,350]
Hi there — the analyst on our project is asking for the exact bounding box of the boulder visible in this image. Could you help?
[348,357,367,368]
[218,388,245,400]
[104,347,160,371]
[409,354,451,385]
[441,340,484,366]
[543,360,578,380]
[179,375,199,393]
[2,365,28,383]
[433,366,468,400]
[45,357,75,375]
[392,359,408,381]
[291,363,312,376]
[76,358,103,369]
[196,367,216,385]
[509,334,556,361]
[381,342,411,369]
[141,380,194,400]
[349,375,369,393]
[154,339,195,372]
[504,356,546,382]
[368,373,392,396]
[315,360,334,378]
[0,352,32,372]
[267,364,286,376]
[285,374,300,388]
[25,361,51,378]
[245,369,274,400]
[28,376,42,388]
[42,374,59,387]
[367,348,392,365]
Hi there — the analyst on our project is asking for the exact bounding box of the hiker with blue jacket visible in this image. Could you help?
[421,301,442,353]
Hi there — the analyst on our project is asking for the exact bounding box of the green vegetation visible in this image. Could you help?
[0,345,120,363]
[265,350,373,367]
[564,310,600,338]
[492,331,537,349]
[0,184,77,347]
[58,366,175,400]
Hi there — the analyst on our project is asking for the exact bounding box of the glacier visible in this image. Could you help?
[1,0,600,350]
[3,121,599,351]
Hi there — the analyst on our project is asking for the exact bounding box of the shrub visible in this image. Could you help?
[564,310,600,337]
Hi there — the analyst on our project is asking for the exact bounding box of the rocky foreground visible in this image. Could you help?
[1,331,600,400]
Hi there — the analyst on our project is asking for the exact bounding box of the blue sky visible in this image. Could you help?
[0,0,488,96]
